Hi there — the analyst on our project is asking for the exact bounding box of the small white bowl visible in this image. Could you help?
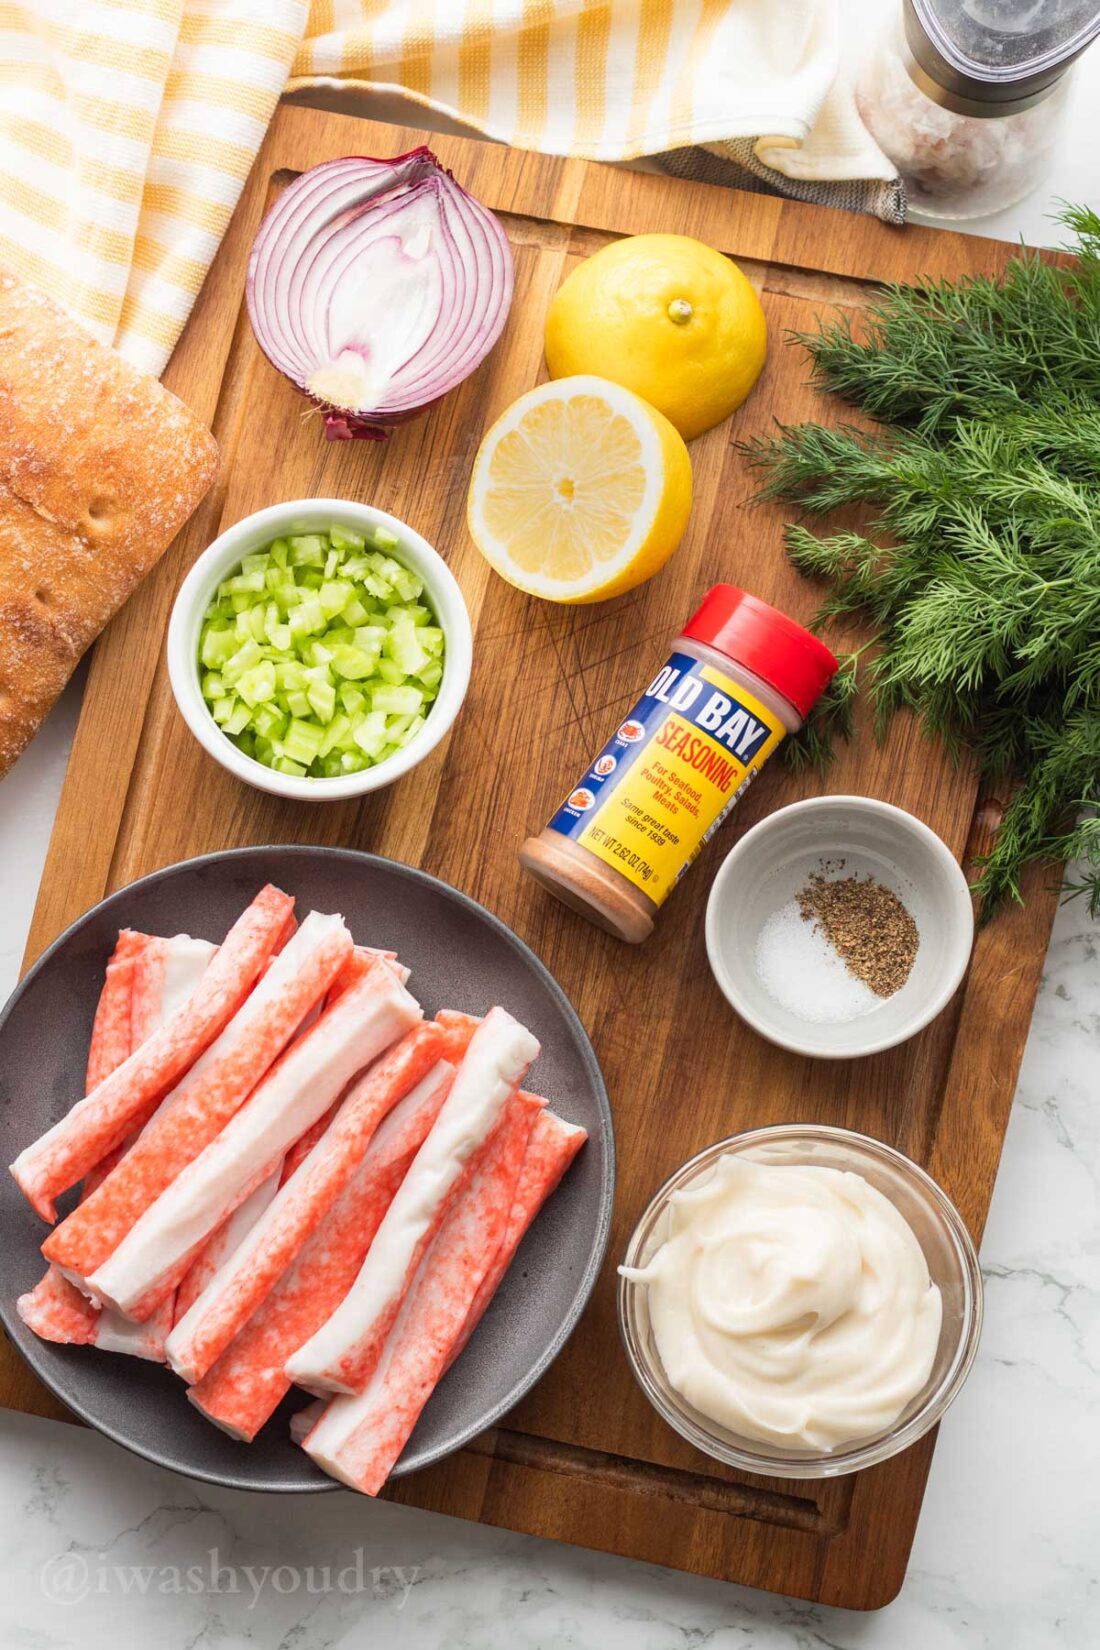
[705,796,974,1059]
[168,498,473,802]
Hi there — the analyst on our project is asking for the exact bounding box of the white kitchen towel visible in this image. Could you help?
[292,0,904,219]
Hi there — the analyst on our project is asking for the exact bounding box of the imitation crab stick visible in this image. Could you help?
[357,947,410,984]
[285,1006,540,1398]
[92,936,222,1362]
[289,1398,326,1444]
[128,936,220,1050]
[187,1061,455,1441]
[166,1019,453,1384]
[16,1264,100,1346]
[19,935,214,1353]
[301,1092,542,1493]
[448,1108,588,1366]
[85,933,143,1088]
[173,1164,283,1325]
[11,885,295,1220]
[93,1296,175,1362]
[85,935,220,1199]
[93,937,218,1360]
[86,957,422,1321]
[279,1108,336,1185]
[272,964,408,1185]
[176,1010,477,1383]
[277,1003,468,1189]
[43,911,350,1282]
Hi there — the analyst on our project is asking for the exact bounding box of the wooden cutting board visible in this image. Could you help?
[5,104,1061,1610]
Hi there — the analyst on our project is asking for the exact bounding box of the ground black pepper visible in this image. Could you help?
[797,873,919,998]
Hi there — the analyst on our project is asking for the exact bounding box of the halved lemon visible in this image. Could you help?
[467,375,692,604]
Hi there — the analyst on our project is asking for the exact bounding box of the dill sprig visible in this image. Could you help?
[742,207,1100,917]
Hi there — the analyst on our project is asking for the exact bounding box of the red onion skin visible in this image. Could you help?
[323,399,441,443]
[247,147,514,443]
[323,412,388,442]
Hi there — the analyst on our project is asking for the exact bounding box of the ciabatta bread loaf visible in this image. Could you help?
[0,267,218,776]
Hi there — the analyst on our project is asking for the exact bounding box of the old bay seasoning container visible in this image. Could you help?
[520,585,838,942]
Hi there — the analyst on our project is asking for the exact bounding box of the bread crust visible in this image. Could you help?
[0,267,218,776]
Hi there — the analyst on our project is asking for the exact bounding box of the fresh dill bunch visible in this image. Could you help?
[789,210,1100,437]
[746,206,1100,916]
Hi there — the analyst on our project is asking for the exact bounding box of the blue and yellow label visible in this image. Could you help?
[547,651,785,904]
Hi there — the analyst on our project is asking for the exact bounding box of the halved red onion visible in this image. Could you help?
[246,149,515,441]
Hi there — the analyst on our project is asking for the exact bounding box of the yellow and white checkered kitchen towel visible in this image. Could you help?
[0,0,896,378]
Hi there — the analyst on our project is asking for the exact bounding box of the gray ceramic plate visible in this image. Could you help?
[0,847,614,1492]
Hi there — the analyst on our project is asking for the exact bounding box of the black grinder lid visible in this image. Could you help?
[905,0,1100,113]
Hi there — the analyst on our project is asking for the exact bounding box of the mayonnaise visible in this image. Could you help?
[625,1156,943,1451]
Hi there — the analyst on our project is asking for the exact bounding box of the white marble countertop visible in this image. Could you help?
[2,12,1098,1647]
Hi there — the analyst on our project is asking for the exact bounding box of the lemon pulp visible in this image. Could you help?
[467,375,692,604]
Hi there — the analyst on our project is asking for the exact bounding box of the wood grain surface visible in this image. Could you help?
[4,104,1061,1609]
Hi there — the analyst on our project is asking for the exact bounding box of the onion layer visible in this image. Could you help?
[246,149,515,441]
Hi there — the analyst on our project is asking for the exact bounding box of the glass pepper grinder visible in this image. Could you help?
[856,0,1100,221]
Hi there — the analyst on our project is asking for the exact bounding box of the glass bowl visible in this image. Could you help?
[618,1124,983,1479]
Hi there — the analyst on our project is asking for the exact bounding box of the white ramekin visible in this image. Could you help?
[705,796,975,1058]
[167,499,473,802]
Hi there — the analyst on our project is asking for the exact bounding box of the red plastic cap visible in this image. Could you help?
[682,584,838,719]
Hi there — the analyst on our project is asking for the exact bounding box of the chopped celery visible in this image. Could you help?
[306,677,336,723]
[196,523,446,779]
[375,656,405,686]
[319,712,352,756]
[223,570,265,594]
[237,660,277,707]
[280,718,325,766]
[341,595,371,626]
[288,597,326,637]
[223,702,251,736]
[352,710,388,758]
[323,625,355,651]
[223,637,263,683]
[371,684,423,716]
[331,644,376,681]
[288,534,326,564]
[386,622,428,676]
[319,580,354,618]
[275,659,307,692]
[252,702,287,742]
[329,523,366,552]
[339,683,366,716]
[200,627,236,669]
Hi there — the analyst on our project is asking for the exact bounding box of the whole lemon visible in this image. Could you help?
[544,233,767,441]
